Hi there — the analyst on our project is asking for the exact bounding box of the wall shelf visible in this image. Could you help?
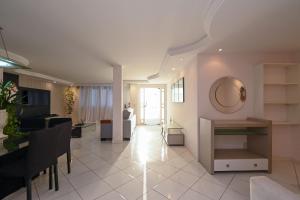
[264,101,299,105]
[272,121,300,126]
[262,63,298,68]
[255,62,300,161]
[264,82,298,86]
[259,63,300,127]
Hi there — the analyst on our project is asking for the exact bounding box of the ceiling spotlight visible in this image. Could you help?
[218,48,223,52]
[53,81,57,83]
[172,67,176,71]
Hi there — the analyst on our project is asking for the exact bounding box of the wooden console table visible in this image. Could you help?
[199,117,272,174]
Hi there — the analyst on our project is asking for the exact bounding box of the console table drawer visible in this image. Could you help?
[214,159,268,172]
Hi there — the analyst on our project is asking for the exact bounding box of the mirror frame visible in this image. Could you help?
[209,76,246,113]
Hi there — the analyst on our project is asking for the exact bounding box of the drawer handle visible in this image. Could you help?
[226,164,230,168]
[254,163,258,167]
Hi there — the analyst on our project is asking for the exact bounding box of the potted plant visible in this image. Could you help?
[64,87,75,115]
[0,81,17,136]
[0,81,24,151]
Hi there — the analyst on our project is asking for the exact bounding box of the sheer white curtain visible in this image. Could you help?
[79,86,113,122]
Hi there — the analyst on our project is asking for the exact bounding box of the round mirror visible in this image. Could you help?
[209,77,246,113]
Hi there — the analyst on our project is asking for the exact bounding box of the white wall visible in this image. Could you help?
[197,53,298,159]
[168,56,199,158]
[169,52,298,160]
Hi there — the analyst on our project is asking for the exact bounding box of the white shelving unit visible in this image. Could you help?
[256,63,300,126]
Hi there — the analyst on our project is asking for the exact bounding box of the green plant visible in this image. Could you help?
[0,82,26,151]
[3,104,22,137]
[0,81,18,109]
[64,87,75,114]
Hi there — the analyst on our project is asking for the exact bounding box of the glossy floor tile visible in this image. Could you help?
[4,125,300,200]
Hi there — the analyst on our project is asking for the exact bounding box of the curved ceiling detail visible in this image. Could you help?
[205,0,300,53]
[13,69,73,85]
[168,35,209,56]
[148,0,224,81]
[202,0,225,39]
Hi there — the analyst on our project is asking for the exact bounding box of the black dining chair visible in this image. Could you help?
[48,118,72,174]
[0,127,60,200]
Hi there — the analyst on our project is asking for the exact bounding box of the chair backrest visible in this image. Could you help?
[25,126,60,178]
[53,121,72,157]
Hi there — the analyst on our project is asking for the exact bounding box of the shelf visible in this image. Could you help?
[264,82,298,86]
[272,121,300,126]
[215,129,266,136]
[215,149,266,160]
[213,120,269,128]
[263,63,299,68]
[264,101,299,105]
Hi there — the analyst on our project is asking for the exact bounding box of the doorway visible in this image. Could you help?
[140,87,165,125]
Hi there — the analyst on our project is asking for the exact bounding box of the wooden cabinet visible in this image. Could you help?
[199,118,272,174]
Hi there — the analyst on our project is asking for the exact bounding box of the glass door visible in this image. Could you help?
[140,87,162,125]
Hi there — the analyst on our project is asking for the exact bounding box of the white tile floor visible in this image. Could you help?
[4,125,300,200]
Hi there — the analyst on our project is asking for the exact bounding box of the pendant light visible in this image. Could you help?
[0,27,30,69]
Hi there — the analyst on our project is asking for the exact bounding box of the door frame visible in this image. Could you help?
[136,84,167,125]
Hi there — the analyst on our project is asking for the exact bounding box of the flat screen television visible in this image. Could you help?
[17,87,51,118]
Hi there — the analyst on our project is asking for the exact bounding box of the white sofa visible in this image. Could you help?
[123,108,136,139]
[250,176,300,200]
[100,108,136,140]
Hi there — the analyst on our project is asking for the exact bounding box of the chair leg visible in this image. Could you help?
[67,150,71,174]
[54,164,59,191]
[49,166,53,190]
[26,178,32,200]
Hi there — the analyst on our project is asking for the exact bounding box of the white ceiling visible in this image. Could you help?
[0,0,300,84]
[207,0,300,53]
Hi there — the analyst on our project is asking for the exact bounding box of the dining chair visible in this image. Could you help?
[48,118,72,174]
[0,127,60,200]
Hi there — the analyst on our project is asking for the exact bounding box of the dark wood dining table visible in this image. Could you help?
[0,138,29,199]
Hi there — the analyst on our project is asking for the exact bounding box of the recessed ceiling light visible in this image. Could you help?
[53,81,57,83]
[218,48,223,52]
[172,67,176,71]
[179,57,184,61]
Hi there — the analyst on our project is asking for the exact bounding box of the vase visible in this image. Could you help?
[0,109,8,139]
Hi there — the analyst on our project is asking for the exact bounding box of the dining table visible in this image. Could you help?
[0,137,29,199]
